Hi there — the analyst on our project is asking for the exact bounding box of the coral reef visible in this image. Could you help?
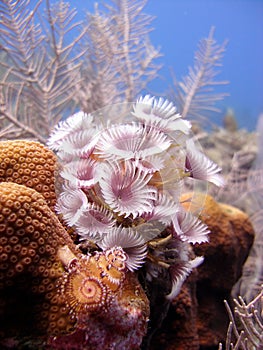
[196,125,257,206]
[0,181,79,338]
[150,193,254,349]
[231,114,263,305]
[182,193,255,289]
[0,181,149,349]
[0,93,227,349]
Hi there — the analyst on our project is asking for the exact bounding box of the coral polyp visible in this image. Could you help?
[49,95,224,299]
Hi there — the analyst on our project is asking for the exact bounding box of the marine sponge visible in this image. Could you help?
[0,140,59,210]
[181,192,254,289]
[0,181,149,348]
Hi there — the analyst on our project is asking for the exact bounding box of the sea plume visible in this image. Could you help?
[0,0,85,142]
[171,27,228,123]
[0,0,161,141]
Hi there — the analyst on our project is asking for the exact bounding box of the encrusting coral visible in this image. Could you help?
[181,193,255,290]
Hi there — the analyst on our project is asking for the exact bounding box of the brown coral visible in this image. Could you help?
[181,192,255,348]
[181,193,254,290]
[0,140,59,211]
[150,273,199,350]
[0,181,80,338]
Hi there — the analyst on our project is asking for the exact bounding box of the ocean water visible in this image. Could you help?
[144,0,263,131]
[28,0,263,131]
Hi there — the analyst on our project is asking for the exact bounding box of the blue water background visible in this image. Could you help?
[30,0,263,131]
[144,0,263,131]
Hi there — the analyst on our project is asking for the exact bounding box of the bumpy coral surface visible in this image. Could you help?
[181,193,254,290]
[0,181,80,338]
[0,140,59,210]
[0,179,149,349]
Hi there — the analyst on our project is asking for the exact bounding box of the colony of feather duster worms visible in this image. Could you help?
[48,95,225,299]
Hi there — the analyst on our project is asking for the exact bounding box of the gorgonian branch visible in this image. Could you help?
[220,286,263,349]
[172,27,229,122]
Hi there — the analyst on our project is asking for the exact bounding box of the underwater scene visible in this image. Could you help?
[0,0,263,349]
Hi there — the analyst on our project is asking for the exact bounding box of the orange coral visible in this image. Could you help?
[0,181,80,337]
[180,192,254,287]
[0,140,59,210]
